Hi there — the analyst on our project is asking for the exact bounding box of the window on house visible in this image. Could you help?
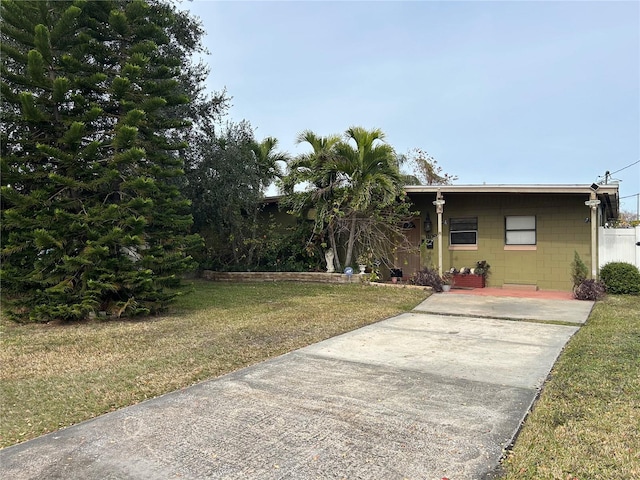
[505,216,536,245]
[450,217,477,245]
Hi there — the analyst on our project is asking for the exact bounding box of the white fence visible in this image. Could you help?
[598,226,640,268]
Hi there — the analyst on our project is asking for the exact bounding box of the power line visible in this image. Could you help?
[609,159,639,176]
[595,159,640,183]
[620,193,639,199]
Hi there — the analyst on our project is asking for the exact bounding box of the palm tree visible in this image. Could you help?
[246,137,289,264]
[251,136,289,193]
[286,130,343,270]
[283,127,405,271]
[334,126,402,266]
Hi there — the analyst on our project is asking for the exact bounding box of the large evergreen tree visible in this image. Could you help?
[1,0,217,321]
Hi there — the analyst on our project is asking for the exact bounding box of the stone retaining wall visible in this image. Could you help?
[201,271,360,284]
[200,271,432,291]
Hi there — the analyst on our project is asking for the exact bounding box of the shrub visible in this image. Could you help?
[574,279,606,301]
[411,268,443,292]
[600,262,640,295]
[571,251,589,289]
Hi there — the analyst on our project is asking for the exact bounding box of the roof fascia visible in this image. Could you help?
[403,184,619,195]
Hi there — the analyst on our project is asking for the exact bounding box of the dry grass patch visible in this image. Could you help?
[501,295,640,479]
[0,281,428,448]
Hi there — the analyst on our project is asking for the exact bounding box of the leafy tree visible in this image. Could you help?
[182,121,289,270]
[399,148,457,185]
[612,209,640,227]
[1,0,218,321]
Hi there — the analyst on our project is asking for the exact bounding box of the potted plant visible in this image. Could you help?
[450,261,490,288]
[356,252,370,274]
[441,272,453,292]
[389,268,403,284]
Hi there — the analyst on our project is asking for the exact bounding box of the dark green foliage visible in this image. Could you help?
[183,121,261,239]
[243,220,324,272]
[411,268,444,292]
[574,279,606,301]
[599,262,640,295]
[196,217,323,273]
[571,251,589,289]
[1,0,220,321]
[181,121,290,271]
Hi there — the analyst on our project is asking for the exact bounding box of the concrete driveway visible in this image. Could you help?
[0,293,592,480]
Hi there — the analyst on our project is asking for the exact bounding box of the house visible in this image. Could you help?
[397,184,619,291]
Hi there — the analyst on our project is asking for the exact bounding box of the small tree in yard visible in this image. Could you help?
[571,251,605,300]
[571,251,589,289]
[1,0,215,321]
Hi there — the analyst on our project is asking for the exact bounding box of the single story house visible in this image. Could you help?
[398,184,619,291]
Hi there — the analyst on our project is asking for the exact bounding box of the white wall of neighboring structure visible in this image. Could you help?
[599,226,640,269]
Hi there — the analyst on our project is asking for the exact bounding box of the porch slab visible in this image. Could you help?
[415,293,593,324]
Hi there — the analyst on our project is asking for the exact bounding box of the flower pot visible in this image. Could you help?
[358,264,366,274]
[452,274,485,288]
[390,268,402,277]
[442,284,451,292]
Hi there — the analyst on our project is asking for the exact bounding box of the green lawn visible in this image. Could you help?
[0,281,428,448]
[3,284,638,478]
[501,295,640,479]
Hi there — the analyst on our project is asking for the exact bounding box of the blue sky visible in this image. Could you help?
[183,0,640,215]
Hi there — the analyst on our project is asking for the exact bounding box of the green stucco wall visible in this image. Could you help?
[410,192,594,291]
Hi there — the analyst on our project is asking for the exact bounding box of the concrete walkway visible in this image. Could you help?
[0,293,593,480]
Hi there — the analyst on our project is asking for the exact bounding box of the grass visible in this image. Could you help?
[0,280,428,448]
[3,283,638,477]
[501,295,640,479]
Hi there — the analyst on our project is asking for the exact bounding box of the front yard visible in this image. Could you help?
[501,295,640,479]
[0,281,427,448]
[2,282,638,480]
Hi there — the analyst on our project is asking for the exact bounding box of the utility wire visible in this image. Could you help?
[595,159,639,182]
[620,193,639,199]
[609,159,639,176]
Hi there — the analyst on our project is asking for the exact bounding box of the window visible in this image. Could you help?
[450,217,477,245]
[505,216,536,245]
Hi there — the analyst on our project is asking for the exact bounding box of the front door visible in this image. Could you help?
[394,218,422,279]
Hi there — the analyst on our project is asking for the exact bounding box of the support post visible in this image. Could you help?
[433,191,445,277]
[585,193,601,279]
[591,194,598,279]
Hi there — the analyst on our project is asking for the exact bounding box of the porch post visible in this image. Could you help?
[585,192,601,279]
[433,191,446,277]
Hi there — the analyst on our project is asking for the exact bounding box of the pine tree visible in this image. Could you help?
[1,0,209,321]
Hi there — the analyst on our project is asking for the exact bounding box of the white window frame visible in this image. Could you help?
[505,215,536,245]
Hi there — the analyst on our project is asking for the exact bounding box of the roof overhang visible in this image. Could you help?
[404,184,618,195]
[404,184,620,220]
[264,184,620,220]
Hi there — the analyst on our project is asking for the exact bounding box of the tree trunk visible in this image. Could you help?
[344,214,357,267]
[328,221,341,271]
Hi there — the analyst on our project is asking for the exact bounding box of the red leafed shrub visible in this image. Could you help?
[574,279,606,301]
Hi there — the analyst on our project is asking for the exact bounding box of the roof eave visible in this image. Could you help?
[403,184,620,195]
